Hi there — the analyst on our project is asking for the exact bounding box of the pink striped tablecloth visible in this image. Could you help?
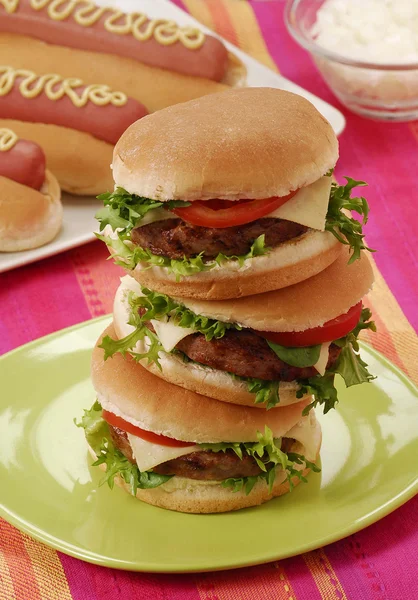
[1,1,417,598]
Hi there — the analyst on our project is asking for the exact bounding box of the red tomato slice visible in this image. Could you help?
[102,410,195,448]
[171,192,298,229]
[258,302,363,347]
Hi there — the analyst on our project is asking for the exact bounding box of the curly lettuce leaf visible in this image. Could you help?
[96,187,190,234]
[129,287,242,342]
[97,229,269,280]
[244,377,280,410]
[297,373,339,415]
[220,427,321,495]
[325,177,375,264]
[75,402,171,495]
[76,408,318,497]
[299,308,376,414]
[266,341,321,368]
[99,325,164,370]
[214,233,270,268]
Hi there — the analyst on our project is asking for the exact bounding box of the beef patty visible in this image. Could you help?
[176,329,341,380]
[131,217,308,261]
[109,425,295,480]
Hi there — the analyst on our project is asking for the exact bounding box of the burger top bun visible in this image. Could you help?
[112,87,338,202]
[174,247,374,332]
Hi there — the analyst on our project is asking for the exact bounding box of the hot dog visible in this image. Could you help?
[0,33,229,113]
[0,127,63,252]
[0,65,148,144]
[0,128,46,189]
[0,0,229,82]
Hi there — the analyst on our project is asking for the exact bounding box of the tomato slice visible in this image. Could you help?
[102,410,195,448]
[171,192,298,229]
[258,302,363,347]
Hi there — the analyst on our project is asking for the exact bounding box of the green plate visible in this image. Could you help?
[0,316,417,573]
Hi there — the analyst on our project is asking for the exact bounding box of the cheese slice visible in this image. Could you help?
[127,412,316,473]
[263,175,332,231]
[285,412,318,460]
[135,207,180,228]
[312,342,331,376]
[127,433,199,472]
[130,176,331,232]
[150,318,195,353]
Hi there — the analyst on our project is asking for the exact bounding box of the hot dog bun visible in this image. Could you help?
[0,169,62,251]
[0,119,113,196]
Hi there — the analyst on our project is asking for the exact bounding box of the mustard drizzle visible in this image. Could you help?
[0,0,205,49]
[0,127,18,151]
[0,65,127,107]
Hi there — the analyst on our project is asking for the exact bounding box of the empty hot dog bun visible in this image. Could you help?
[102,88,342,300]
[0,169,62,252]
[89,326,321,513]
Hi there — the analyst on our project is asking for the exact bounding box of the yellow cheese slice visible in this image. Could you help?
[126,413,316,473]
[312,342,331,376]
[150,318,195,353]
[285,412,318,460]
[127,433,199,472]
[263,175,332,231]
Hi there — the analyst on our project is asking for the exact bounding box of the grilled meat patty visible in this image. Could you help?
[143,316,341,381]
[131,217,308,260]
[108,425,295,480]
[176,329,341,381]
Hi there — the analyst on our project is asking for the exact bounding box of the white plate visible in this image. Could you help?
[0,0,345,274]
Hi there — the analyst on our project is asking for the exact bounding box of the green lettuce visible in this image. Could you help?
[74,401,171,495]
[76,407,318,497]
[243,377,280,410]
[97,232,269,280]
[325,178,375,264]
[96,188,270,279]
[297,308,376,414]
[104,282,376,413]
[96,187,190,234]
[129,287,242,341]
[202,426,320,494]
[266,341,321,368]
[99,294,164,368]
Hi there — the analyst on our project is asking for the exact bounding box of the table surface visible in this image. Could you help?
[1,1,417,599]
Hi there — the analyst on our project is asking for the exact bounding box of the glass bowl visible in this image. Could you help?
[285,0,418,122]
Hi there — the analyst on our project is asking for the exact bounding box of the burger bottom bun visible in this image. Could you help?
[118,335,307,409]
[88,435,321,513]
[0,170,62,252]
[127,229,342,300]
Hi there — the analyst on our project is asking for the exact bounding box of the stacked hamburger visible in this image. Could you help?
[78,88,376,513]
